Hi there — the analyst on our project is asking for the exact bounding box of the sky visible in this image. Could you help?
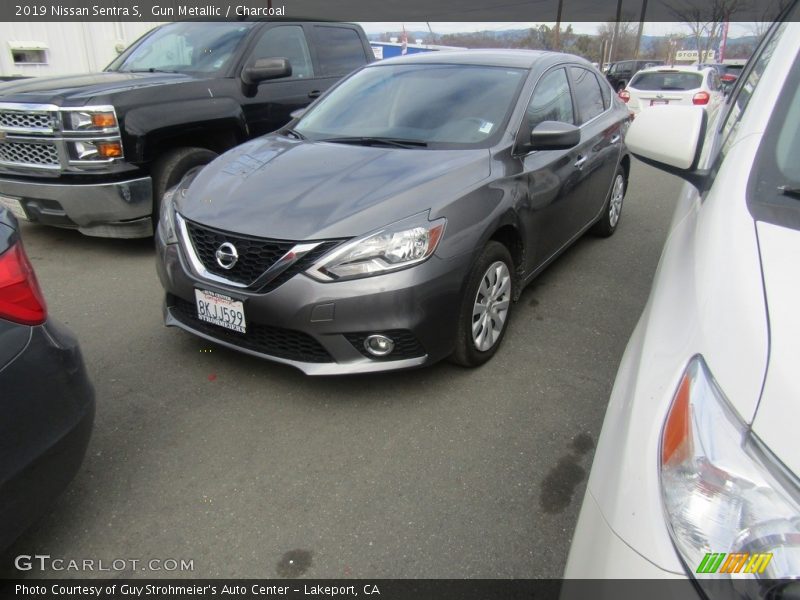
[357,21,759,39]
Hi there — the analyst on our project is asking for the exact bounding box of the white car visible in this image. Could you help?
[565,6,800,596]
[619,65,724,119]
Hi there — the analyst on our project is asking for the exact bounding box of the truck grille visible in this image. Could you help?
[0,110,52,132]
[0,141,59,167]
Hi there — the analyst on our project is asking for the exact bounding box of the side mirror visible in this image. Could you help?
[626,105,709,189]
[529,121,581,151]
[289,108,306,120]
[241,57,291,86]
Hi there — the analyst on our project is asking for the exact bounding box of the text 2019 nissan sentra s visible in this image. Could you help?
[155,50,631,375]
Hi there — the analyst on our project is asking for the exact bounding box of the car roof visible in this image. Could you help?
[373,49,589,70]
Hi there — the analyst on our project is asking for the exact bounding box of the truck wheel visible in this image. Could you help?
[450,241,515,368]
[151,147,218,225]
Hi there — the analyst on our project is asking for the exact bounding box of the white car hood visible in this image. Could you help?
[751,220,800,477]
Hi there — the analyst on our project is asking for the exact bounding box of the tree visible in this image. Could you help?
[597,21,638,61]
[665,0,743,63]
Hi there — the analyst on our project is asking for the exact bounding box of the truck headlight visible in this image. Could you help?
[68,110,117,131]
[660,356,800,599]
[306,213,446,282]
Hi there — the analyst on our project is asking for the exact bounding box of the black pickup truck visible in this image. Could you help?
[0,21,374,238]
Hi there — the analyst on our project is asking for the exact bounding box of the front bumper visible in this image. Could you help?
[0,175,153,238]
[565,491,688,579]
[156,238,472,375]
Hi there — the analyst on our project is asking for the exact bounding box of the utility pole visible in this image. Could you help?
[609,0,623,62]
[634,0,648,58]
[554,0,564,50]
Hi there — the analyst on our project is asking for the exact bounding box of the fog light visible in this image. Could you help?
[364,334,394,357]
[96,142,122,158]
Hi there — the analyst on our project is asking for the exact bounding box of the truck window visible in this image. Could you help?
[248,25,314,79]
[312,26,368,77]
[109,22,253,74]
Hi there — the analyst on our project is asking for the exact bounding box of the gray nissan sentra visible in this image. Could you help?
[155,50,630,375]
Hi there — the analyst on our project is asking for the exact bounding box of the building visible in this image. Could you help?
[370,41,466,60]
[0,22,161,78]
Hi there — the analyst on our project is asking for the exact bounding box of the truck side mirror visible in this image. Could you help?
[241,58,292,86]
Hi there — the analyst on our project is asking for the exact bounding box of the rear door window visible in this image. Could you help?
[312,26,368,77]
[570,67,605,124]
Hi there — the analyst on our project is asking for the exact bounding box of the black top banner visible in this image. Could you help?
[1,0,793,22]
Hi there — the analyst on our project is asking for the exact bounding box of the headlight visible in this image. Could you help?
[157,167,204,246]
[306,213,446,281]
[660,356,800,599]
[68,110,117,131]
[156,186,178,245]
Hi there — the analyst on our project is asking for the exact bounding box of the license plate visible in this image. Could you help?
[0,194,28,220]
[650,99,669,106]
[194,289,246,333]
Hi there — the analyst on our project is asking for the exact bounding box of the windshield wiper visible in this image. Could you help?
[123,68,178,73]
[778,185,800,198]
[319,136,427,149]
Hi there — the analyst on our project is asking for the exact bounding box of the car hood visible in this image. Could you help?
[177,135,491,240]
[0,71,202,106]
[750,220,799,477]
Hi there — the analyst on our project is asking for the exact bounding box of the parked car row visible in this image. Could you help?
[2,6,796,587]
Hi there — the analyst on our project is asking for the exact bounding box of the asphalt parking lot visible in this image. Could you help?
[2,163,681,579]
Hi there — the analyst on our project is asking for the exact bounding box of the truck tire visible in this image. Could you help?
[151,147,218,225]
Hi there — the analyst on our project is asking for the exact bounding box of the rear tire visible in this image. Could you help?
[151,147,218,225]
[591,165,626,238]
[451,241,515,368]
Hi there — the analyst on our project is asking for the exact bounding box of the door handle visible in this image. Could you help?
[610,134,621,144]
[308,90,321,99]
[574,155,588,169]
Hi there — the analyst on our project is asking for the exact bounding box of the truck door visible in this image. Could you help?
[240,24,320,137]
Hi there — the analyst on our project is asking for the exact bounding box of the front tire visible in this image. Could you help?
[591,165,626,238]
[451,241,515,367]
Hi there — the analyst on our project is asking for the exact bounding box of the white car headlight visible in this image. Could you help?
[660,356,800,599]
[306,214,446,281]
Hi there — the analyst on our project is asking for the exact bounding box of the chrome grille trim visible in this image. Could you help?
[0,141,59,168]
[176,213,323,291]
[0,110,54,134]
[0,102,122,173]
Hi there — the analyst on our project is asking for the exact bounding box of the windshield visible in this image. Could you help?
[108,22,254,74]
[294,63,527,148]
[630,71,703,91]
